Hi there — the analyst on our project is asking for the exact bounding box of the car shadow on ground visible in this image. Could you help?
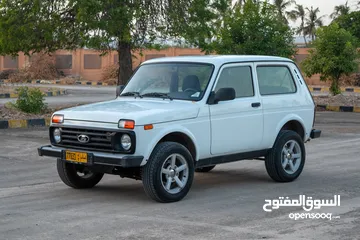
[55,168,273,203]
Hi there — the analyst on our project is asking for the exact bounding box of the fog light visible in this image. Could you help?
[53,128,61,143]
[121,134,131,150]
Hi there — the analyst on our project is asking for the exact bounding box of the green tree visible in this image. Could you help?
[0,0,210,85]
[273,0,295,24]
[302,23,358,95]
[336,11,360,40]
[303,6,325,42]
[192,1,296,58]
[288,4,307,46]
[330,1,351,19]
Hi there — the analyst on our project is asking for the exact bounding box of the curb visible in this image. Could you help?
[0,118,51,129]
[309,86,360,93]
[317,105,360,113]
[0,89,67,99]
[1,79,110,86]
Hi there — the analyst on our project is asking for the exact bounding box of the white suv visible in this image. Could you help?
[38,55,321,202]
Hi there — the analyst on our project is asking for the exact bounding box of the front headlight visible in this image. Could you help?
[53,128,61,143]
[121,134,131,150]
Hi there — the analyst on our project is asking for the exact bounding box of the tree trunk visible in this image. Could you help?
[303,35,307,46]
[330,77,341,96]
[117,41,133,86]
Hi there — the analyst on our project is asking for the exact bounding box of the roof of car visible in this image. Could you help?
[143,55,293,65]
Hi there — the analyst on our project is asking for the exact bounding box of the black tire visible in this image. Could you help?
[142,142,195,203]
[57,159,104,189]
[265,130,305,182]
[195,165,216,173]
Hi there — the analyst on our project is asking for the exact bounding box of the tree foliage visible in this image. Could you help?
[303,7,324,42]
[190,1,296,58]
[288,4,307,45]
[330,1,350,19]
[273,0,295,24]
[0,0,210,85]
[302,23,358,95]
[336,11,360,40]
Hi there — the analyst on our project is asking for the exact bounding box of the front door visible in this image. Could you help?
[209,63,264,155]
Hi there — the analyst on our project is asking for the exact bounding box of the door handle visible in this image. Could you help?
[251,102,261,108]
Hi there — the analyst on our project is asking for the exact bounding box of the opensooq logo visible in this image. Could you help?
[263,195,341,220]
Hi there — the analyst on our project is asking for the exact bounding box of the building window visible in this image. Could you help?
[3,56,18,69]
[55,55,72,69]
[84,54,102,69]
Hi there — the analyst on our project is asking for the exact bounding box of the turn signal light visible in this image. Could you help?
[52,114,64,124]
[144,124,153,130]
[118,120,135,129]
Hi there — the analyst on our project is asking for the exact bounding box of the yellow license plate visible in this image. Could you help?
[65,151,88,163]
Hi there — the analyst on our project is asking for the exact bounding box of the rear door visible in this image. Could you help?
[209,63,264,155]
[254,62,302,147]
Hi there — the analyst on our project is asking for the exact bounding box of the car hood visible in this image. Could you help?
[56,98,201,125]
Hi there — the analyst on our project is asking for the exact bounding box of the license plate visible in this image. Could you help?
[65,151,88,163]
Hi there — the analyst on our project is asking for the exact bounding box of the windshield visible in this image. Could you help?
[121,63,214,101]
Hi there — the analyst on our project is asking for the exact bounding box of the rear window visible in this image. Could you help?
[257,66,296,95]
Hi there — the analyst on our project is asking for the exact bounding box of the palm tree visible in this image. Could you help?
[273,0,296,24]
[330,1,351,19]
[288,4,307,45]
[303,6,324,42]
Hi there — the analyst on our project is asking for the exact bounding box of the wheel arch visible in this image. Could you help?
[273,115,307,147]
[141,126,199,166]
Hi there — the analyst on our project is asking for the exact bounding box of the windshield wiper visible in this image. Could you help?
[120,92,143,98]
[141,92,173,100]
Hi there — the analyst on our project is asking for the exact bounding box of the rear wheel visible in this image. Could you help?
[195,165,216,173]
[142,142,194,203]
[265,130,305,182]
[57,159,104,188]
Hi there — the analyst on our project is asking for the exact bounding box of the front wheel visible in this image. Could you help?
[265,130,305,182]
[57,159,104,188]
[142,142,195,203]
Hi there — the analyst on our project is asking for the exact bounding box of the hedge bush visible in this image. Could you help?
[14,87,47,113]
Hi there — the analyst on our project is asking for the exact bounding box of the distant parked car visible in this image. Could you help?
[38,55,321,202]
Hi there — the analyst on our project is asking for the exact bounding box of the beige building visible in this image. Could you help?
[0,47,326,85]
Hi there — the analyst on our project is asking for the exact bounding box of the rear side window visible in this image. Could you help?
[257,66,296,95]
[215,66,254,98]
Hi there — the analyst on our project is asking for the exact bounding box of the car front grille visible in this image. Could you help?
[57,127,114,152]
[50,126,136,153]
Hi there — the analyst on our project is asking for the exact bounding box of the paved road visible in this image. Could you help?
[0,112,360,239]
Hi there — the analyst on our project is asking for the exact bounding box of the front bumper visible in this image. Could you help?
[310,129,321,139]
[38,145,143,168]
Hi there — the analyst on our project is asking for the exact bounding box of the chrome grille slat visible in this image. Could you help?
[61,140,113,148]
[61,129,109,137]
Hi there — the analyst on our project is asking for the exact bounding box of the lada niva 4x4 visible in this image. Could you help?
[39,55,321,202]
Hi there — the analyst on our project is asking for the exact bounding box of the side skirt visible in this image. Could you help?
[195,149,270,168]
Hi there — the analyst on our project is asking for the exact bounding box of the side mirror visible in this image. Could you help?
[116,85,125,97]
[214,88,235,104]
